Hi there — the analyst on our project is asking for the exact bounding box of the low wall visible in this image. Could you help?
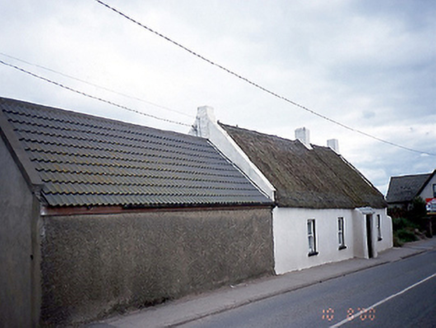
[40,207,273,326]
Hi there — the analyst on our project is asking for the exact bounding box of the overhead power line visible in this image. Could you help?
[95,0,435,157]
[0,59,191,127]
[0,52,193,119]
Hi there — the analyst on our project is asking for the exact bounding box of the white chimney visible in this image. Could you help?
[327,139,340,153]
[295,127,311,149]
[189,106,216,139]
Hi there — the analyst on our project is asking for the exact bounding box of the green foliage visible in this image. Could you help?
[396,229,418,243]
[408,197,427,223]
[392,217,418,231]
[388,206,407,219]
[392,234,403,247]
[392,217,419,247]
[390,197,428,247]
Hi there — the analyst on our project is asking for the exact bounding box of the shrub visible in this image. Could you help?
[408,197,427,223]
[392,217,417,231]
[392,233,403,247]
[392,217,420,246]
[396,229,418,243]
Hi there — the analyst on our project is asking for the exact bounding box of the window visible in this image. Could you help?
[307,219,318,256]
[338,217,346,250]
[377,215,382,241]
[433,184,436,198]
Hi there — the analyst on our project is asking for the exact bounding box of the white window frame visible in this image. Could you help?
[377,214,382,241]
[307,219,318,256]
[338,217,346,250]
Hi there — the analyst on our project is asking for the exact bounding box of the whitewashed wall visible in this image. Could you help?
[273,207,356,274]
[274,207,393,274]
[419,174,436,200]
[375,209,393,253]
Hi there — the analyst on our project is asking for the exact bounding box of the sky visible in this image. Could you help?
[1,0,435,195]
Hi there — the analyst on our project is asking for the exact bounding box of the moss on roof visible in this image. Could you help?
[220,123,387,209]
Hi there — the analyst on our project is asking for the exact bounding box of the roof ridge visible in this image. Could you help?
[219,122,301,144]
[392,172,432,179]
[1,97,200,143]
[9,113,210,148]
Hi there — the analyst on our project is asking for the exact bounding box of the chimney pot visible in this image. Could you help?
[189,106,216,138]
[295,127,311,148]
[327,139,339,153]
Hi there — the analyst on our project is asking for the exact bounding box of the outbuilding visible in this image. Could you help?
[0,98,274,327]
[386,170,436,213]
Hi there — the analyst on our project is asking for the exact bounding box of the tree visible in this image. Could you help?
[408,196,427,224]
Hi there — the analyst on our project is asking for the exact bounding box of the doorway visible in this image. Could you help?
[366,215,373,258]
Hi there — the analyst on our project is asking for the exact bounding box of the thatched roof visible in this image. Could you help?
[220,123,387,209]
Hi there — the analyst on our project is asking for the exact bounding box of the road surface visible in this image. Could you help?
[178,250,436,328]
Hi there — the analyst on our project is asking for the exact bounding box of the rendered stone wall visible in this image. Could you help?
[0,137,37,328]
[40,208,273,326]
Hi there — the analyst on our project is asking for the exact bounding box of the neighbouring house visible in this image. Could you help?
[190,106,393,275]
[386,170,436,214]
[0,97,274,327]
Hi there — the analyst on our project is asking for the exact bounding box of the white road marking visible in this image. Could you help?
[330,272,436,328]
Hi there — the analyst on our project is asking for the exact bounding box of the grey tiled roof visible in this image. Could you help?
[386,173,432,204]
[0,98,271,207]
[220,123,387,209]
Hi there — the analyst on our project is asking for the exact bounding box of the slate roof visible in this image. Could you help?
[0,98,271,208]
[386,172,433,204]
[220,123,387,209]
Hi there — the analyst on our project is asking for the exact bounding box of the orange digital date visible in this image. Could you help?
[321,307,376,321]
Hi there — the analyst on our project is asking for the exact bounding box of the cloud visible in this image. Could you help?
[0,0,435,195]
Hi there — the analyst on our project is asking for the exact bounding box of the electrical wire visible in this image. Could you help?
[0,59,191,127]
[0,52,193,119]
[95,0,436,157]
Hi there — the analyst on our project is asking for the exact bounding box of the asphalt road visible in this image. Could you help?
[178,250,436,328]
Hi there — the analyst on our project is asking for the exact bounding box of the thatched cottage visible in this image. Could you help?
[190,106,393,274]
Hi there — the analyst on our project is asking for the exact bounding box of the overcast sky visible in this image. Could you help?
[1,0,435,195]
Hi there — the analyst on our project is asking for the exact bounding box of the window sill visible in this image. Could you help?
[308,251,319,257]
[338,245,347,250]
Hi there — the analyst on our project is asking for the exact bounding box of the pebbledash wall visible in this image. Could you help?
[273,207,392,274]
[40,208,273,326]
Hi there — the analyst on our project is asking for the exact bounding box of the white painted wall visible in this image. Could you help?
[273,207,356,274]
[419,173,436,200]
[376,209,393,253]
[274,207,392,274]
[352,208,392,260]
